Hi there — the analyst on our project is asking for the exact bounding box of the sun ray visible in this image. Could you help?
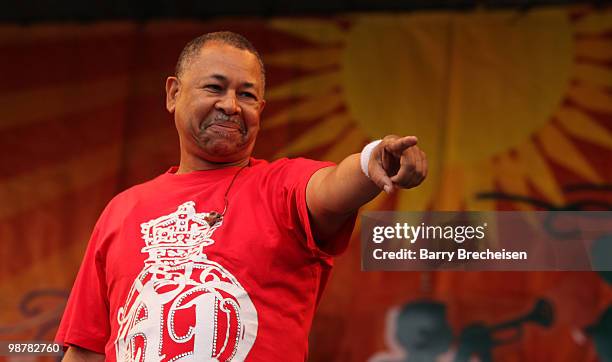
[492,155,533,210]
[573,13,612,34]
[516,141,564,205]
[538,123,602,183]
[573,63,612,88]
[433,165,465,210]
[266,71,342,101]
[574,39,612,61]
[273,112,352,158]
[321,126,366,163]
[0,73,161,130]
[0,144,121,220]
[463,161,496,211]
[268,19,348,45]
[567,84,612,113]
[265,48,343,71]
[555,106,612,148]
[0,126,173,221]
[0,23,134,45]
[397,171,436,211]
[263,91,344,129]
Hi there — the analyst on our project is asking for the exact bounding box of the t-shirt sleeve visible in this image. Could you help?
[55,211,111,354]
[264,158,357,260]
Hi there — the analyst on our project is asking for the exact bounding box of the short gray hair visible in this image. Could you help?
[175,31,265,90]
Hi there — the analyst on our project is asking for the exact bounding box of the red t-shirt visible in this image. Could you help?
[56,157,355,361]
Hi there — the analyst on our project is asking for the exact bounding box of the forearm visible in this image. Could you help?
[308,153,382,218]
[327,153,382,212]
[306,153,381,248]
[307,136,426,247]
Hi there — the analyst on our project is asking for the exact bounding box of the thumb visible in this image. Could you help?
[368,160,395,194]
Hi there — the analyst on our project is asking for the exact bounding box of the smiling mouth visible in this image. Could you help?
[202,113,247,135]
[208,122,239,130]
[205,122,246,136]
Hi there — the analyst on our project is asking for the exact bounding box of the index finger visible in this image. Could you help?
[384,136,418,156]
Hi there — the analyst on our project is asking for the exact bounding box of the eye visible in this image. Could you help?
[204,84,223,92]
[239,91,257,100]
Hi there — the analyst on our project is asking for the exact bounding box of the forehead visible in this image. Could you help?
[184,42,263,88]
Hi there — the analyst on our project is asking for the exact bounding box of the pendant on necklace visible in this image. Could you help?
[203,165,246,228]
[205,211,223,227]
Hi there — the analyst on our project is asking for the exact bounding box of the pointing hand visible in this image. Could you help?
[368,135,428,193]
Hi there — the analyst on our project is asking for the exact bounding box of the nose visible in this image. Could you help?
[215,91,241,115]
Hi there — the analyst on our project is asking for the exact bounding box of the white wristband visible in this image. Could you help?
[360,140,382,178]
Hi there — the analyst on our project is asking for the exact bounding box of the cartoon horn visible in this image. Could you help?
[488,298,554,342]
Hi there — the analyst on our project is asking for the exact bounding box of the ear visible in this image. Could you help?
[165,76,180,113]
[258,99,266,115]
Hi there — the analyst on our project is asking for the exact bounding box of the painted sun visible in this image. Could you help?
[260,7,612,212]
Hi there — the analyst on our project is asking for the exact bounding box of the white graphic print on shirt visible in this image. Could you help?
[114,201,258,361]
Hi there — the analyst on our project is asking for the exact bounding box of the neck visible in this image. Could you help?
[176,153,249,174]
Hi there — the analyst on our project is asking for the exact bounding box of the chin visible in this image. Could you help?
[202,145,249,163]
[207,153,242,163]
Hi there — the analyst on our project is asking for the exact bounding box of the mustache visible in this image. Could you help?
[202,113,246,134]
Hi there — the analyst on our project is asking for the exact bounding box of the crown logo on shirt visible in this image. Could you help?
[140,201,221,266]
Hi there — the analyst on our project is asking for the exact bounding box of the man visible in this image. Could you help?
[56,31,426,361]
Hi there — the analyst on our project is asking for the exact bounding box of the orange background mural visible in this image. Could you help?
[1,5,611,361]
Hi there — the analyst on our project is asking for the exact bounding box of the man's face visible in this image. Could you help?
[166,42,265,164]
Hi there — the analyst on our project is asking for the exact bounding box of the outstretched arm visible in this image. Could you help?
[306,135,427,252]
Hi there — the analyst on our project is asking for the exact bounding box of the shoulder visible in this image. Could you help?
[245,157,336,197]
[249,157,335,176]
